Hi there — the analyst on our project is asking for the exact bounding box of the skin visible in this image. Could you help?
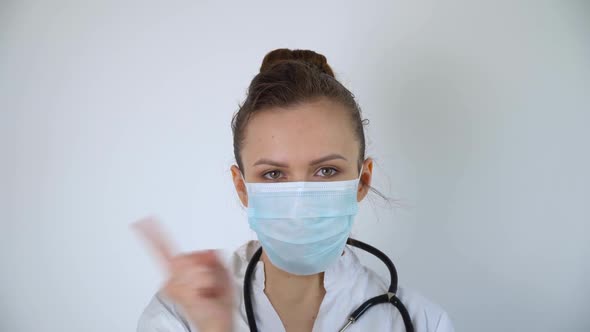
[135,97,374,332]
[230,97,374,332]
[133,218,234,332]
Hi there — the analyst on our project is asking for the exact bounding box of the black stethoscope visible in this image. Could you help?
[244,238,415,332]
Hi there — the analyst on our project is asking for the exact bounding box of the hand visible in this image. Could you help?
[134,217,234,332]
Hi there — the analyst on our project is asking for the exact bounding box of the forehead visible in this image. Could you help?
[240,98,359,165]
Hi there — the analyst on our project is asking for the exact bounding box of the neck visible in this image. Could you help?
[260,251,326,304]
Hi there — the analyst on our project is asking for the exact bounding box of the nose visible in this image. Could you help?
[289,171,310,182]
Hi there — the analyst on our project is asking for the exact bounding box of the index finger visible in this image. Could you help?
[132,216,177,270]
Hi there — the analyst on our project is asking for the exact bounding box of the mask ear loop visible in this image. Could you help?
[357,164,365,190]
[237,168,250,206]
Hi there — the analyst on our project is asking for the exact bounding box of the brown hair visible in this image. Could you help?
[231,48,367,171]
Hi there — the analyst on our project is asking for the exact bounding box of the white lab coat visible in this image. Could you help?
[138,240,454,332]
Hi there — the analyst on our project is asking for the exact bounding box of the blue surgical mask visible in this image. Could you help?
[244,169,362,275]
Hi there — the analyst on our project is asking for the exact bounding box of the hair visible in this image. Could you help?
[231,48,367,172]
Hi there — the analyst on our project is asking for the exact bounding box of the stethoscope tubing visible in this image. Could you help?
[244,238,415,332]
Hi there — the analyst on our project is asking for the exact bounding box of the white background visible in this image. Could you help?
[1,1,589,331]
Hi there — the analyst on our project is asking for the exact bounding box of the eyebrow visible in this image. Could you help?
[252,154,347,167]
[310,154,348,165]
[252,158,288,167]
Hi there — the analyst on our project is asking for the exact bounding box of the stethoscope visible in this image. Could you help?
[243,238,415,332]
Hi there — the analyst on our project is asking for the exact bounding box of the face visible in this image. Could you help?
[231,97,373,206]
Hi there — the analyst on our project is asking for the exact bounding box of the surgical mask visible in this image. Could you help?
[244,168,362,275]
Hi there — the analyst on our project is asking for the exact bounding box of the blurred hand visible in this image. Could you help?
[134,218,234,332]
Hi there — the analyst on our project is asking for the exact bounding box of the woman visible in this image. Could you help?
[136,49,454,332]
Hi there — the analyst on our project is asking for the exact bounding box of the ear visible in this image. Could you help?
[357,158,373,202]
[231,165,248,207]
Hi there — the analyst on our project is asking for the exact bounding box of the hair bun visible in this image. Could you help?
[260,48,335,78]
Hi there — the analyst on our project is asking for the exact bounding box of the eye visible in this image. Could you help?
[315,167,338,177]
[263,170,283,180]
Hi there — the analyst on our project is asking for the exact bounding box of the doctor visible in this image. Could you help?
[136,48,454,332]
